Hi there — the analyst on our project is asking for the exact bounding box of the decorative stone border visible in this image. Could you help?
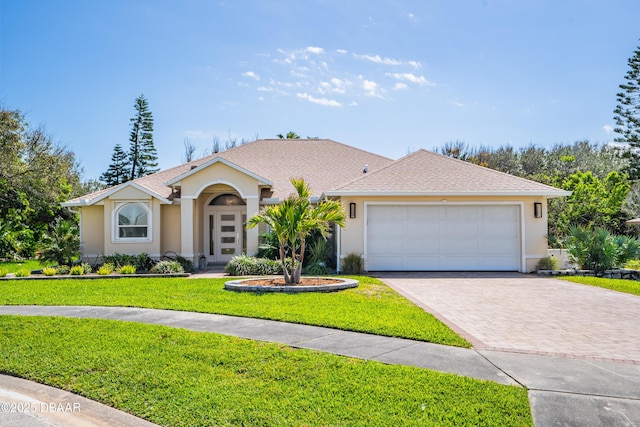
[537,269,640,280]
[224,278,359,293]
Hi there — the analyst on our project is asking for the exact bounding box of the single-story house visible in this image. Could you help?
[63,139,569,272]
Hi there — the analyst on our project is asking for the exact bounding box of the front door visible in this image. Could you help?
[216,210,243,262]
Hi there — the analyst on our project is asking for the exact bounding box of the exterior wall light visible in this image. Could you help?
[534,202,543,218]
[349,203,356,219]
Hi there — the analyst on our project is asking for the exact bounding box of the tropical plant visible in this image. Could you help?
[341,253,364,275]
[38,219,79,266]
[247,178,346,284]
[15,269,30,277]
[97,263,114,275]
[69,265,84,275]
[103,253,155,271]
[150,261,184,274]
[55,265,70,275]
[42,267,57,276]
[118,264,137,274]
[0,268,8,277]
[565,225,640,274]
[304,237,332,275]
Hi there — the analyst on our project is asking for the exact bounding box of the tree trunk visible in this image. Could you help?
[293,239,305,284]
[280,245,292,284]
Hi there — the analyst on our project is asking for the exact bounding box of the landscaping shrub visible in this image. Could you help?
[42,267,57,276]
[81,263,92,275]
[97,263,114,275]
[625,259,640,270]
[103,253,155,271]
[15,269,31,277]
[225,255,285,276]
[150,261,184,274]
[304,238,332,275]
[55,265,70,275]
[536,256,559,271]
[38,219,79,267]
[566,225,640,274]
[0,268,8,277]
[341,253,364,274]
[69,266,84,275]
[117,265,137,274]
[174,255,193,273]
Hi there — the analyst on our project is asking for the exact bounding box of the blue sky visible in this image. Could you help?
[2,0,639,181]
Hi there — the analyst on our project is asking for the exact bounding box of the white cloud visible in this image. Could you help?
[449,100,465,107]
[297,92,342,107]
[353,53,421,69]
[360,77,384,98]
[394,82,408,90]
[386,72,435,86]
[336,49,348,54]
[305,46,324,54]
[242,71,260,80]
[603,125,614,133]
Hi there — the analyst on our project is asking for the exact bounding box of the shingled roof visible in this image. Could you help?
[65,139,393,205]
[325,149,570,197]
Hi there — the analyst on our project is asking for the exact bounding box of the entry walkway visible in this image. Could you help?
[0,305,639,426]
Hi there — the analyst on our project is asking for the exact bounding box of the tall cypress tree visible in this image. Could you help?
[128,94,158,180]
[99,144,129,186]
[614,42,640,180]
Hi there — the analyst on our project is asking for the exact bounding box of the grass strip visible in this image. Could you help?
[0,316,532,426]
[559,276,640,296]
[0,260,41,274]
[0,276,469,347]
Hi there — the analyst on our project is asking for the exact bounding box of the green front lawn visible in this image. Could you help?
[0,276,469,347]
[0,316,532,426]
[0,259,41,274]
[559,276,640,296]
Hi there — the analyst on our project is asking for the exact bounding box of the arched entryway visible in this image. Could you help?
[203,194,247,264]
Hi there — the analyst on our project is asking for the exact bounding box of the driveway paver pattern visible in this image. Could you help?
[379,272,640,363]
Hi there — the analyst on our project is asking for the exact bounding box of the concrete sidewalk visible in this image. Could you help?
[1,306,639,426]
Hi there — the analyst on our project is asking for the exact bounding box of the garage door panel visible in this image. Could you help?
[405,239,440,255]
[440,221,479,238]
[480,221,519,237]
[404,221,440,237]
[405,206,440,220]
[368,221,403,237]
[366,204,521,271]
[368,238,403,255]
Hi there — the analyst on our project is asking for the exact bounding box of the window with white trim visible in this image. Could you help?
[115,202,151,240]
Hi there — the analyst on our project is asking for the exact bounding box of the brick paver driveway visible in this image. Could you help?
[379,272,640,363]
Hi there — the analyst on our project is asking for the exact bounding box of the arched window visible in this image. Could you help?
[115,203,150,240]
[209,194,246,206]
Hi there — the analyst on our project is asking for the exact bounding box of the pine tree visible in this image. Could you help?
[99,144,130,186]
[614,42,640,180]
[128,94,158,180]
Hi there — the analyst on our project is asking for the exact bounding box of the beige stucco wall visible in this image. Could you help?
[179,163,262,199]
[338,195,550,273]
[102,186,163,257]
[79,205,104,259]
[160,204,181,255]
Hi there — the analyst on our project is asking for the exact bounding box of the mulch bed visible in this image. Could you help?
[239,278,343,287]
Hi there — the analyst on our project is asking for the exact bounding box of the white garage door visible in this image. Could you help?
[366,205,521,271]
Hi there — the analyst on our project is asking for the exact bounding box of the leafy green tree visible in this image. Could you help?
[128,94,158,180]
[614,42,640,180]
[550,171,631,239]
[565,225,640,274]
[100,144,129,186]
[0,108,83,259]
[247,178,346,284]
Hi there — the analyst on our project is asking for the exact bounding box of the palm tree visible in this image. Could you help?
[247,178,346,284]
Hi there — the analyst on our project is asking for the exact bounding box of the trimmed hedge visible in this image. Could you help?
[225,255,291,276]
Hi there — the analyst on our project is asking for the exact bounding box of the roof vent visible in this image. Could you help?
[363,164,369,173]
